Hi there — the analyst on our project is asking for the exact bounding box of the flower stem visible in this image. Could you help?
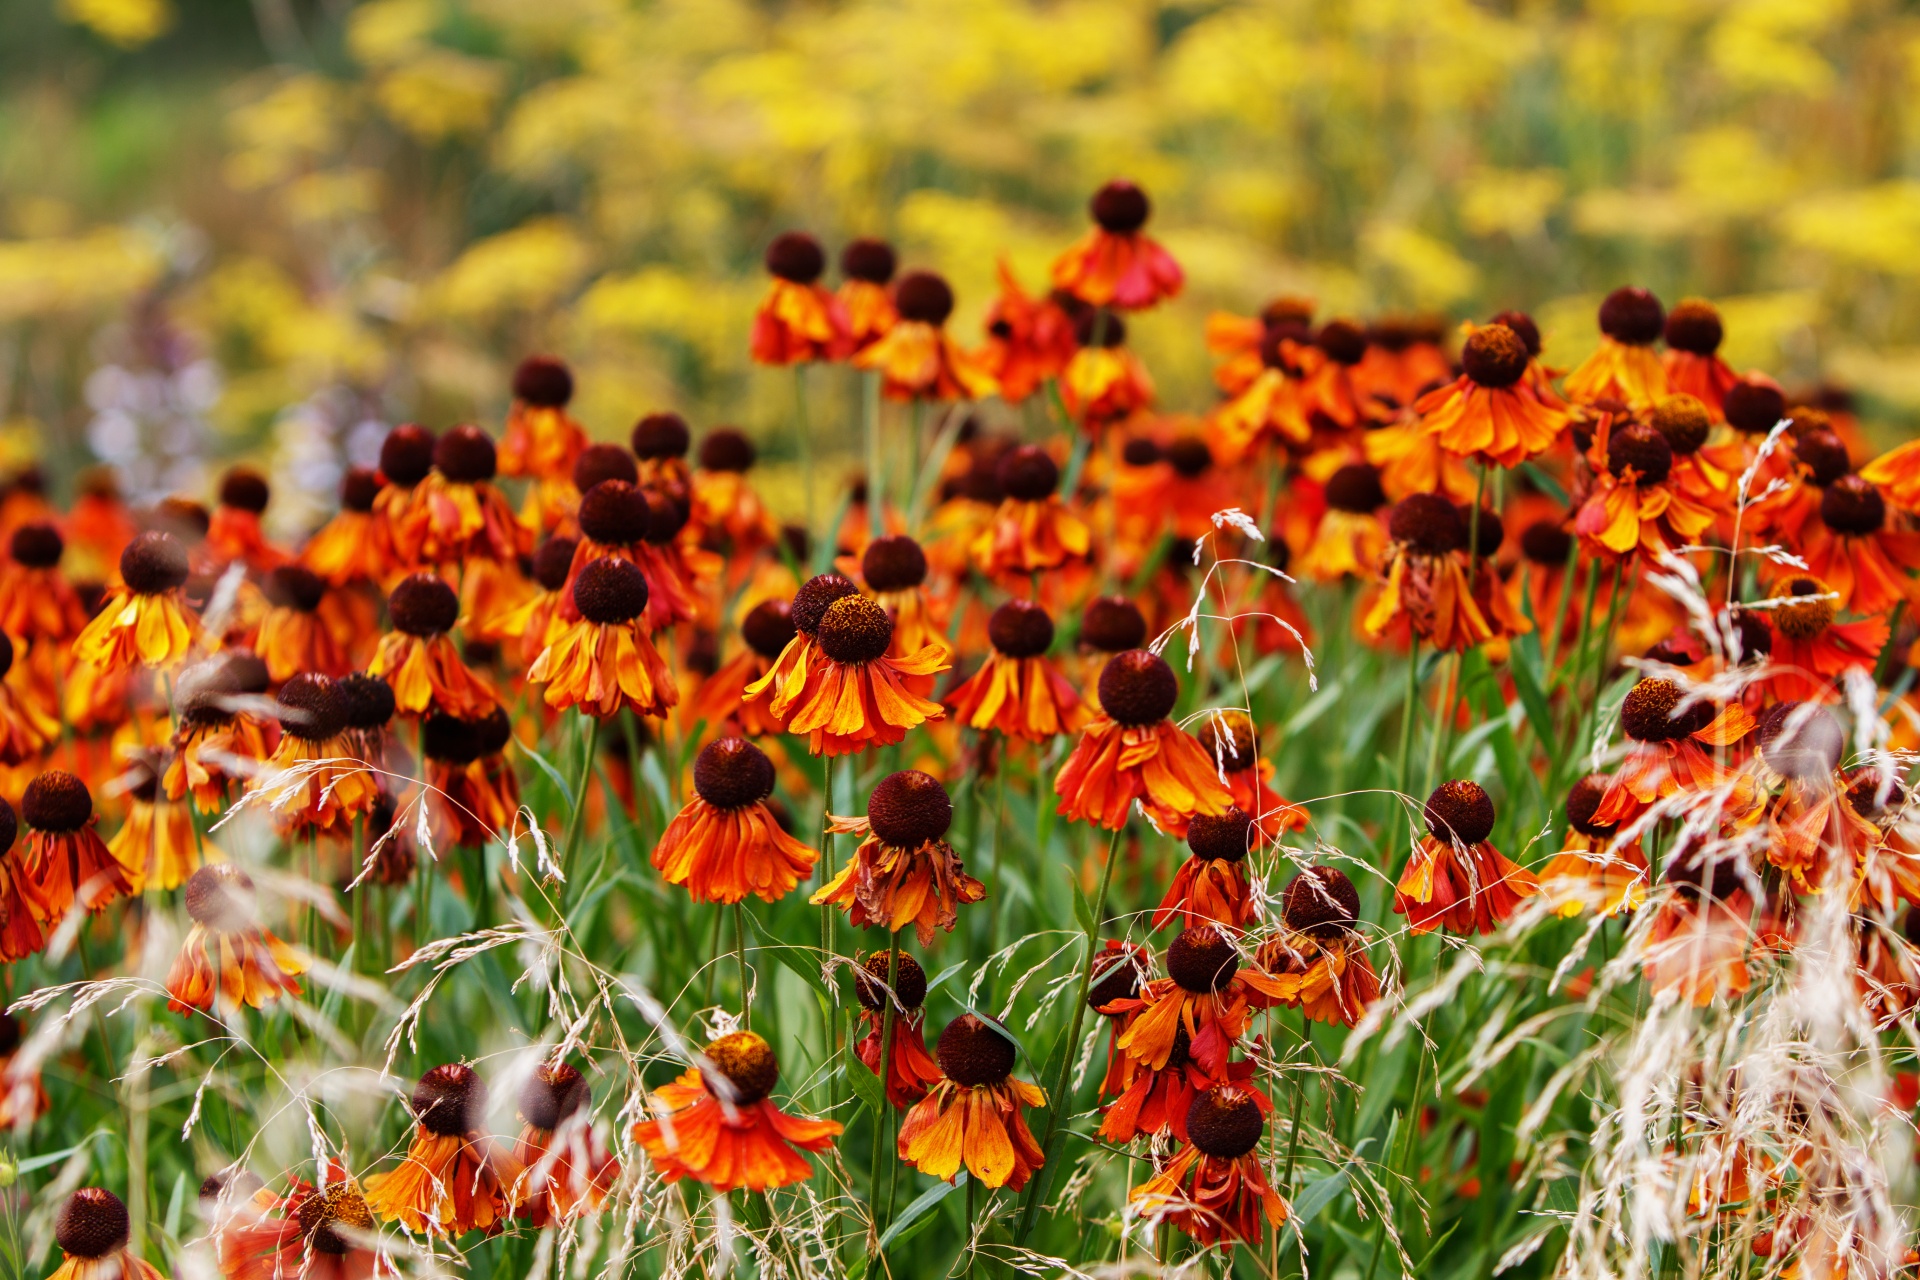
[866,946,901,1250]
[1014,820,1125,1244]
[557,713,602,917]
[734,901,750,1020]
[796,364,815,538]
[1395,640,1421,801]
[863,369,884,540]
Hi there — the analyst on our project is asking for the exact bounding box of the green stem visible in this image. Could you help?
[1396,641,1421,800]
[863,369,884,540]
[985,751,1009,965]
[867,947,902,1249]
[734,901,749,1019]
[796,364,815,538]
[1014,821,1126,1244]
[556,714,603,916]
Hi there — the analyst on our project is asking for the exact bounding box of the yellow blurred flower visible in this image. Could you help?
[58,0,172,48]
[432,218,591,319]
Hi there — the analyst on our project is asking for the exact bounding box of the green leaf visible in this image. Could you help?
[844,1042,884,1117]
[1507,631,1555,748]
[879,1172,966,1250]
[743,913,831,1000]
[924,960,968,995]
[1516,462,1567,506]
[517,746,574,810]
[1292,1166,1350,1227]
[17,1141,88,1174]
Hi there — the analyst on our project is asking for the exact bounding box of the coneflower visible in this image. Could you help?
[970,445,1091,583]
[897,1014,1046,1190]
[365,1063,523,1234]
[852,950,943,1107]
[165,864,306,1014]
[750,231,846,365]
[652,737,817,904]
[499,354,587,482]
[513,1061,619,1227]
[72,529,200,673]
[46,1188,166,1280]
[19,769,132,933]
[1050,179,1183,311]
[249,674,381,834]
[368,573,497,720]
[943,598,1086,741]
[1130,1086,1289,1249]
[1393,780,1539,936]
[528,557,676,720]
[1054,649,1231,831]
[692,597,794,737]
[1564,286,1670,411]
[1260,865,1381,1027]
[1109,924,1285,1076]
[813,770,982,944]
[854,270,997,402]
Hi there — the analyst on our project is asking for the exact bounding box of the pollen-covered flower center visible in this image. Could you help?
[1770,577,1835,640]
[1387,493,1465,555]
[55,1188,130,1259]
[120,530,190,596]
[388,574,459,637]
[1608,423,1673,486]
[1664,299,1724,354]
[1821,474,1885,535]
[24,770,91,832]
[519,1061,589,1131]
[573,557,649,625]
[632,411,690,460]
[817,594,895,664]
[184,864,256,932]
[867,769,953,847]
[1168,925,1240,993]
[998,446,1060,502]
[578,480,652,546]
[1187,807,1254,864]
[791,573,860,635]
[413,1063,487,1137]
[278,673,349,742]
[764,231,825,284]
[297,1184,374,1255]
[1424,779,1496,846]
[855,950,928,1012]
[1650,394,1711,456]
[699,428,756,473]
[433,425,497,483]
[1757,701,1844,781]
[1281,865,1360,938]
[1187,1087,1264,1160]
[1619,678,1713,742]
[11,522,62,568]
[1598,286,1664,345]
[380,424,436,486]
[704,1030,779,1104]
[1090,179,1150,233]
[1460,324,1529,389]
[988,599,1054,657]
[935,1014,1016,1087]
[1097,649,1178,726]
[1565,775,1616,838]
[862,535,929,592]
[692,737,775,810]
[1324,462,1387,514]
[1080,595,1146,653]
[1196,711,1258,773]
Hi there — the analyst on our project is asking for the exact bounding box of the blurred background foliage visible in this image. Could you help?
[6,0,1920,534]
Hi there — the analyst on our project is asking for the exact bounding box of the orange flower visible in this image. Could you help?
[1153,808,1259,932]
[166,654,277,814]
[214,1165,394,1280]
[247,675,382,834]
[970,447,1092,581]
[408,427,535,581]
[1194,712,1307,841]
[977,258,1079,402]
[165,865,306,1014]
[300,468,387,587]
[835,238,900,352]
[0,521,90,646]
[207,468,289,574]
[742,573,857,727]
[17,770,134,931]
[0,637,56,765]
[852,951,945,1108]
[0,803,43,962]
[370,424,437,578]
[1759,575,1886,703]
[633,1030,842,1192]
[562,483,715,633]
[1662,300,1742,418]
[367,575,498,720]
[109,752,216,893]
[498,535,577,667]
[1204,299,1312,396]
[1394,781,1540,936]
[751,232,846,365]
[943,600,1087,741]
[1298,463,1390,582]
[1050,180,1183,311]
[529,559,677,720]
[897,1015,1047,1190]
[857,535,951,660]
[1574,416,1724,561]
[498,356,588,481]
[1099,1029,1260,1146]
[1751,702,1880,896]
[256,565,351,683]
[1208,340,1312,464]
[1352,315,1454,413]
[0,1014,48,1130]
[1592,678,1756,828]
[1415,323,1568,467]
[1539,775,1649,919]
[365,1064,524,1234]
[1644,859,1758,1007]
[1791,475,1920,617]
[45,1189,168,1280]
[692,598,795,738]
[1260,868,1378,1013]
[811,771,984,945]
[512,1062,619,1227]
[652,738,817,904]
[1109,926,1288,1075]
[71,531,202,672]
[1362,417,1479,504]
[853,271,997,401]
[689,430,781,559]
[1054,650,1233,831]
[775,594,949,758]
[1563,287,1670,411]
[1363,495,1531,653]
[1060,312,1154,430]
[632,412,693,489]
[1860,437,1920,516]
[421,709,520,851]
[1130,1089,1289,1250]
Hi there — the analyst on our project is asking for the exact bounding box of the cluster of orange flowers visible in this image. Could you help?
[21,174,1920,1273]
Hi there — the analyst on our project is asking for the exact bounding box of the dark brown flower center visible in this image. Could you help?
[1090,179,1150,233]
[56,1188,130,1259]
[513,354,573,407]
[278,673,349,742]
[741,598,797,658]
[1121,437,1161,468]
[1098,649,1179,726]
[530,537,577,592]
[1565,774,1615,838]
[1080,595,1146,653]
[1821,474,1885,535]
[1462,505,1503,558]
[1167,925,1240,993]
[1663,299,1723,355]
[1489,310,1541,356]
[413,1063,486,1136]
[1846,768,1905,820]
[817,594,894,664]
[338,673,396,730]
[1520,518,1573,566]
[894,271,954,326]
[988,599,1054,658]
[1187,1086,1264,1160]
[10,521,62,568]
[380,424,436,486]
[1598,286,1664,345]
[1197,711,1258,773]
[1724,380,1786,435]
[572,557,649,625]
[699,428,756,473]
[692,737,775,810]
[855,950,928,1012]
[1651,394,1711,456]
[868,770,953,847]
[1087,946,1143,1012]
[1166,435,1212,479]
[23,770,90,832]
[1756,701,1844,781]
[1425,779,1495,846]
[578,480,651,546]
[120,531,189,595]
[703,1030,779,1104]
[433,425,497,484]
[520,1061,589,1131]
[1608,423,1673,486]
[1324,463,1387,514]
[1461,324,1529,389]
[1316,318,1368,365]
[1793,429,1851,488]
[572,443,638,495]
[1387,493,1465,555]
[388,574,459,637]
[862,535,928,592]
[1770,576,1834,640]
[184,863,256,931]
[264,565,327,612]
[997,446,1059,502]
[765,231,825,284]
[1619,678,1714,742]
[219,467,270,514]
[841,237,897,284]
[935,1014,1016,1087]
[1187,807,1254,864]
[791,573,861,635]
[1282,865,1360,938]
[631,411,690,460]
